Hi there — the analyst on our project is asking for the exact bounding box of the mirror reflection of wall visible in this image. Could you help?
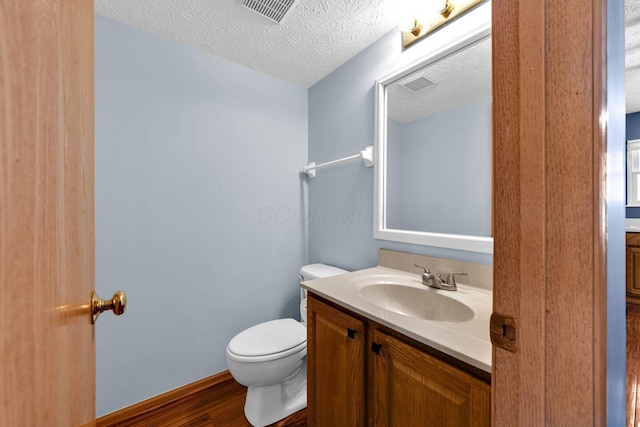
[385,36,492,237]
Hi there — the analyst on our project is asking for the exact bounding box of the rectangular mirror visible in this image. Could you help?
[374,29,493,254]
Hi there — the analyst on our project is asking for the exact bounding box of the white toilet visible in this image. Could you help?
[226,264,347,427]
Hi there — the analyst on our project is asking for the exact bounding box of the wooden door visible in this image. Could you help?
[492,0,608,424]
[307,295,366,427]
[0,1,95,426]
[371,329,490,427]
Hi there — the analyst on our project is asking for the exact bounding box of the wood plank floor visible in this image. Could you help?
[628,303,640,427]
[167,380,307,427]
[97,371,307,427]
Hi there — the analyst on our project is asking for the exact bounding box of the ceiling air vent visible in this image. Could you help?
[398,73,438,93]
[242,0,298,24]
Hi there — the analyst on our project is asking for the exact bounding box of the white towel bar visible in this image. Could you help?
[304,146,373,178]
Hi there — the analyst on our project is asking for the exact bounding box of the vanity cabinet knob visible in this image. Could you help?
[347,328,356,339]
[371,342,382,355]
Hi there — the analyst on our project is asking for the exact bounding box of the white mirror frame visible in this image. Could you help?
[373,28,494,254]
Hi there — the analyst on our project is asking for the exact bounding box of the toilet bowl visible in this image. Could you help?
[226,264,347,427]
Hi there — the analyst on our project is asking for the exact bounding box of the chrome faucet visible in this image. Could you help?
[414,264,467,291]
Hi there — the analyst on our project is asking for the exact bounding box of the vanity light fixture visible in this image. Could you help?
[401,0,486,49]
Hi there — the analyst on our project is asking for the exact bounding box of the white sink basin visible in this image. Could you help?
[358,284,475,322]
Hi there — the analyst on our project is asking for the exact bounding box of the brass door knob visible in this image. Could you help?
[91,291,127,324]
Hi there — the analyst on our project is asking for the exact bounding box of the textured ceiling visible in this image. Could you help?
[96,0,638,106]
[388,36,491,124]
[94,0,397,88]
[627,0,640,113]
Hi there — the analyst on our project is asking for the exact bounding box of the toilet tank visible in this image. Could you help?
[299,263,348,327]
[300,263,348,282]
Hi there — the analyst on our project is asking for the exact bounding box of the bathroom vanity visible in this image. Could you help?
[302,250,492,427]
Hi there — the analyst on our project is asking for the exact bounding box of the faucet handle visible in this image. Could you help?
[414,264,431,273]
[445,272,468,286]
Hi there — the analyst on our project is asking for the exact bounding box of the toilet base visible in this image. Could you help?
[243,363,307,427]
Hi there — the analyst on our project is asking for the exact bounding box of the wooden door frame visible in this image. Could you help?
[492,0,625,424]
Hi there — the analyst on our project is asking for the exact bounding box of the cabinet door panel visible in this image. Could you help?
[371,330,490,427]
[307,296,365,427]
[627,246,640,297]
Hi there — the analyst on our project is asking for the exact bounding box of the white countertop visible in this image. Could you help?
[628,218,640,232]
[301,266,492,373]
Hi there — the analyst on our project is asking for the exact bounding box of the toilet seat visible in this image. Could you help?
[227,318,307,363]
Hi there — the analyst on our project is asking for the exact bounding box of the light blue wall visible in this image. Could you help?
[629,112,640,138]
[308,10,493,271]
[387,97,491,236]
[606,0,627,423]
[95,16,308,416]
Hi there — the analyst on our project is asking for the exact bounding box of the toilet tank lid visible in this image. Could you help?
[300,263,348,280]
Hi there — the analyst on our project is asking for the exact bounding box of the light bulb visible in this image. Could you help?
[396,0,453,33]
[414,0,449,19]
[395,0,420,32]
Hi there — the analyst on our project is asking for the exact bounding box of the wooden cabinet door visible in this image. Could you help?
[0,1,95,425]
[307,295,366,427]
[626,234,640,302]
[371,329,490,427]
[627,244,640,298]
